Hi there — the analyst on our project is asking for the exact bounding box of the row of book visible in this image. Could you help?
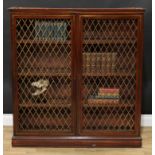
[35,21,68,40]
[87,88,119,104]
[83,53,117,73]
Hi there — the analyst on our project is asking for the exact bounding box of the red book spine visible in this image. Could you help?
[99,88,119,93]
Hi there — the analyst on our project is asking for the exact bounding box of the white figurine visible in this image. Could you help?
[31,79,49,96]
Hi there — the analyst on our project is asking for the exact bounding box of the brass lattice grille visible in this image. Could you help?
[81,18,138,132]
[16,18,72,132]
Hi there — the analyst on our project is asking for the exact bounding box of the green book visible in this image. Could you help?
[88,95,119,99]
[95,95,119,99]
[52,21,67,41]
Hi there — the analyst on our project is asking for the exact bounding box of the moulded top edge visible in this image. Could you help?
[8,7,145,12]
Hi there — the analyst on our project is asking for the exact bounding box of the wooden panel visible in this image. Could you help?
[9,7,145,15]
[4,127,151,150]
[12,136,142,147]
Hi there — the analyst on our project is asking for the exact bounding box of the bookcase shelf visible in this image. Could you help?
[19,102,133,108]
[83,73,134,77]
[19,116,71,131]
[83,103,134,108]
[18,72,71,77]
[17,39,72,45]
[19,103,71,108]
[82,117,134,131]
[18,72,133,77]
[10,8,144,147]
[83,39,136,45]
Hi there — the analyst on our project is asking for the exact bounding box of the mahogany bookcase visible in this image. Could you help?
[9,8,144,147]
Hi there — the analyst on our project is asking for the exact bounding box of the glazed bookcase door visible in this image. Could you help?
[79,15,140,136]
[13,15,76,136]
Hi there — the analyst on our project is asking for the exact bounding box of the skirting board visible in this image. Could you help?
[3,114,152,127]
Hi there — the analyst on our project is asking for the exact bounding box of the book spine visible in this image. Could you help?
[39,21,43,40]
[86,53,90,74]
[48,22,51,40]
[57,22,61,40]
[55,22,59,40]
[52,21,68,41]
[88,99,119,104]
[106,53,111,73]
[98,91,119,95]
[91,53,95,73]
[88,95,119,99]
[98,88,119,93]
[53,22,56,40]
[46,22,50,40]
[95,95,119,99]
[34,21,39,40]
[111,53,117,73]
[96,53,101,73]
[63,22,67,41]
[50,22,53,40]
[101,53,106,73]
[42,21,46,40]
[98,92,119,96]
[99,53,117,73]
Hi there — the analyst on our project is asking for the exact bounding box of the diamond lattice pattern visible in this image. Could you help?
[82,18,138,132]
[16,18,72,132]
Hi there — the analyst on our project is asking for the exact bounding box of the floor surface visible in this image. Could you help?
[4,127,152,155]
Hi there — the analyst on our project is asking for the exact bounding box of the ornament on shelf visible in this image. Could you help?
[31,79,49,96]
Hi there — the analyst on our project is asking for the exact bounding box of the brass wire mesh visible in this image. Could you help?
[16,18,72,132]
[82,18,138,131]
[15,17,138,133]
